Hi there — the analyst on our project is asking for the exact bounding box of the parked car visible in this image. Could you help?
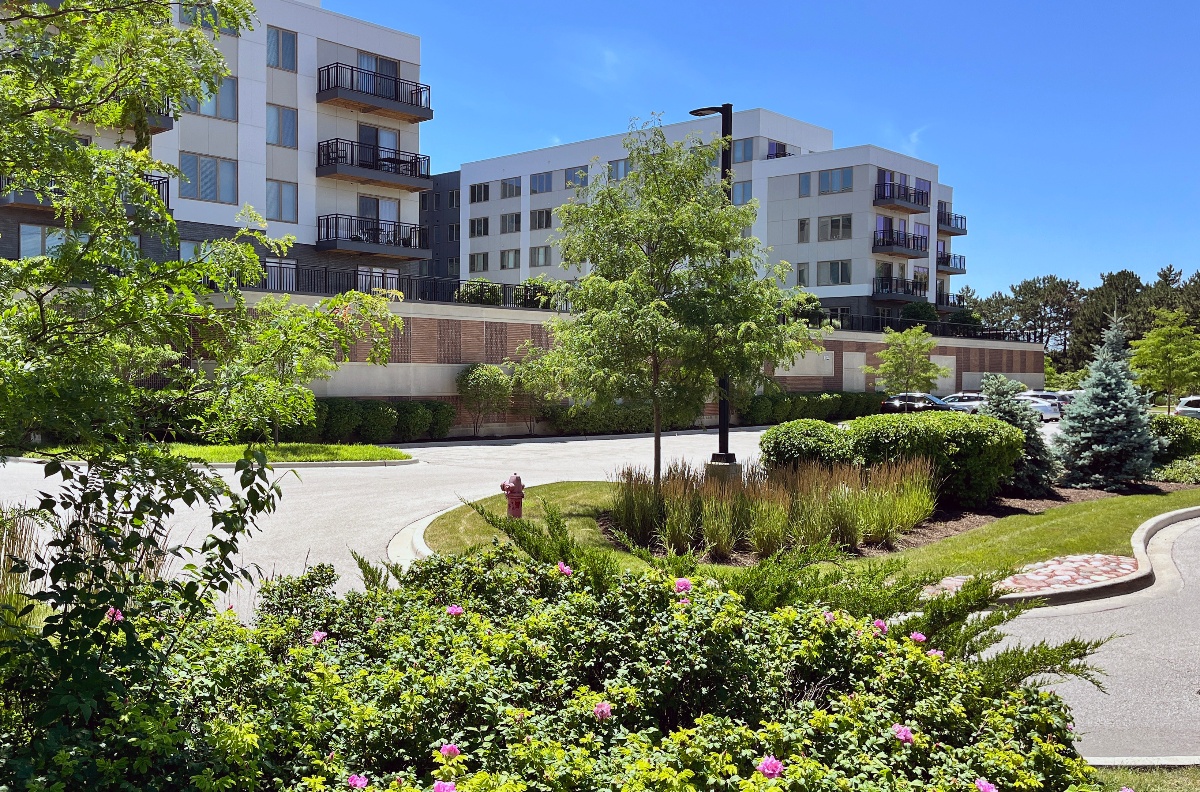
[943,393,988,414]
[1016,395,1061,422]
[1022,390,1075,408]
[1177,396,1200,419]
[880,393,954,413]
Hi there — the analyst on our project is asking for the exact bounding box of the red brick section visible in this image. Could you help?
[929,555,1138,597]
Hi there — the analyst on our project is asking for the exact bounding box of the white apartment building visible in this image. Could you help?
[431,109,968,319]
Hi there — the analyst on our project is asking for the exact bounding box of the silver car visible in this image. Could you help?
[1016,395,1060,422]
[943,393,987,414]
[1177,396,1200,419]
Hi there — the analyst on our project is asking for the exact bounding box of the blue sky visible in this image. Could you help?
[326,0,1197,297]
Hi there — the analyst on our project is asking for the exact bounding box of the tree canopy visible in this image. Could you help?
[862,325,950,396]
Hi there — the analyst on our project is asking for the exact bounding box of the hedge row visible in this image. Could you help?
[540,401,700,436]
[1149,413,1200,464]
[282,398,457,444]
[760,411,1024,507]
[741,391,881,427]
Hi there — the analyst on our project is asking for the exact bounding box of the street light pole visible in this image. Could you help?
[690,102,736,465]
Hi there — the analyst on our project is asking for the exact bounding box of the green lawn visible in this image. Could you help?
[1095,767,1200,792]
[169,443,411,463]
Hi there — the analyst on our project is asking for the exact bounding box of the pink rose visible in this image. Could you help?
[927,649,944,658]
[891,723,914,744]
[824,611,836,623]
[105,607,124,623]
[910,632,926,643]
[347,774,368,789]
[446,605,464,616]
[594,701,612,720]
[557,561,573,576]
[674,578,692,593]
[440,743,461,758]
[310,630,327,645]
[975,780,997,792]
[756,755,784,779]
[433,782,456,792]
[873,619,888,633]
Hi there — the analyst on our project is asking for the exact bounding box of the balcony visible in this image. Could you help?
[316,214,431,260]
[936,292,966,310]
[872,277,928,302]
[873,182,930,213]
[938,210,968,236]
[872,229,929,258]
[936,252,966,273]
[147,110,174,134]
[316,139,431,191]
[0,176,53,210]
[317,63,433,123]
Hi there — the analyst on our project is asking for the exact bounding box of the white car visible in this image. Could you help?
[1015,395,1060,422]
[1177,396,1200,419]
[943,393,987,414]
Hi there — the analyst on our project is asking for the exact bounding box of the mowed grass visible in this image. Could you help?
[1095,767,1200,792]
[168,443,412,464]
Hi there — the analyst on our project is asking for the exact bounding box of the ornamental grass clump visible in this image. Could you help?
[700,482,739,560]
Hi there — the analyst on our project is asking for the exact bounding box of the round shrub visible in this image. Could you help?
[900,301,941,322]
[420,399,457,439]
[1149,413,1200,463]
[760,419,855,467]
[393,401,433,442]
[322,398,363,443]
[844,412,1023,507]
[356,400,397,444]
[741,394,773,426]
[280,399,327,443]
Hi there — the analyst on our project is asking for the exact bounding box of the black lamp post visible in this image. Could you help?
[690,103,736,465]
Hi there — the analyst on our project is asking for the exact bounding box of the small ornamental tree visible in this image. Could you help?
[863,325,950,396]
[979,373,1058,496]
[1129,309,1200,413]
[1055,316,1160,489]
[899,301,940,323]
[456,363,513,436]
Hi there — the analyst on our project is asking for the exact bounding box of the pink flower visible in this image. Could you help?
[824,611,836,623]
[440,743,461,758]
[446,604,464,616]
[874,619,888,634]
[1118,787,1133,792]
[433,783,456,792]
[105,607,124,623]
[975,780,997,792]
[674,577,692,593]
[928,649,944,658]
[910,632,926,643]
[756,755,784,779]
[557,561,573,576]
[594,701,612,720]
[375,616,385,623]
[310,630,327,645]
[892,723,914,744]
[679,598,691,605]
[347,774,368,789]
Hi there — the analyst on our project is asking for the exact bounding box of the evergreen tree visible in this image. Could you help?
[979,373,1058,496]
[1055,316,1160,489]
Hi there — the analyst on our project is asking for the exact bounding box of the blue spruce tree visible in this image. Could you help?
[1055,315,1159,489]
[980,373,1059,496]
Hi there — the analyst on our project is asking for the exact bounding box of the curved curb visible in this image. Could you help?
[386,503,458,569]
[997,505,1200,606]
[3,455,418,470]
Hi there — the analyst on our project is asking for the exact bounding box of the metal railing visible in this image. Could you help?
[936,252,966,271]
[873,229,929,252]
[938,210,968,232]
[872,277,928,297]
[826,312,1019,340]
[765,150,793,160]
[318,63,432,110]
[143,173,170,207]
[317,139,431,179]
[317,214,429,250]
[874,181,930,206]
[937,292,965,308]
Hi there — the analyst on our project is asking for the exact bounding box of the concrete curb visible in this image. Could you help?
[382,426,758,450]
[386,503,456,569]
[997,505,1200,606]
[1085,755,1200,766]
[3,455,418,470]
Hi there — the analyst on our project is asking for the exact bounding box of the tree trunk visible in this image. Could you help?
[651,354,662,492]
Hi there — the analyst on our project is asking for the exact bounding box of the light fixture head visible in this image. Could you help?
[690,107,721,117]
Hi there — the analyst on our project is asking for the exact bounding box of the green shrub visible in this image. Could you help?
[420,400,457,439]
[356,401,397,444]
[1149,413,1200,463]
[321,398,363,443]
[393,401,433,442]
[845,412,1024,507]
[759,419,855,467]
[900,301,941,322]
[1151,453,1200,484]
[743,393,774,426]
[279,399,326,443]
[770,392,792,423]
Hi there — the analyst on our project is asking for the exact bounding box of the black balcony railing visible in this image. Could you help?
[938,210,968,232]
[765,150,793,160]
[317,139,431,179]
[937,252,966,271]
[248,262,553,310]
[874,181,930,207]
[873,230,929,252]
[872,277,928,297]
[142,173,170,207]
[825,312,1018,340]
[318,63,431,109]
[937,292,965,308]
[317,214,429,249]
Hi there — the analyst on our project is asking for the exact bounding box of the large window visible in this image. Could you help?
[500,212,520,234]
[448,256,461,277]
[469,217,489,237]
[530,172,553,194]
[447,224,460,242]
[20,224,80,257]
[565,165,588,188]
[797,218,810,243]
[530,209,552,230]
[767,140,788,159]
[266,27,297,71]
[500,249,520,270]
[265,179,297,223]
[180,240,206,261]
[817,260,852,286]
[180,4,238,34]
[799,172,812,198]
[266,105,297,148]
[818,214,852,241]
[468,252,488,273]
[530,245,551,267]
[469,182,489,203]
[732,138,753,163]
[500,177,521,199]
[183,78,237,120]
[180,153,237,204]
[608,158,631,181]
[795,263,808,288]
[732,181,752,206]
[448,189,461,208]
[818,167,853,194]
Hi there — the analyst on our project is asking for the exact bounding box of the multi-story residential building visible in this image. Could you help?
[427,108,970,319]
[418,171,461,279]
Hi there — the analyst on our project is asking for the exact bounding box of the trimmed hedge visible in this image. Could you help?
[1150,413,1200,463]
[541,400,700,436]
[357,401,398,444]
[321,398,363,443]
[742,391,881,427]
[393,401,433,442]
[421,400,457,439]
[759,419,854,467]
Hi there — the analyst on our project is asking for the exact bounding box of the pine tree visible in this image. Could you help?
[979,373,1058,496]
[1055,315,1160,489]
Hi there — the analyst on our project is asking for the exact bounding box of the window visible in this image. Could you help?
[266,27,297,71]
[500,177,521,198]
[732,181,752,205]
[767,140,788,159]
[500,212,520,234]
[266,105,297,148]
[469,182,489,203]
[448,189,461,208]
[434,193,441,210]
[797,218,810,243]
[530,209,552,230]
[468,252,489,272]
[608,158,631,181]
[915,178,931,195]
[447,223,460,242]
[795,263,808,288]
[817,260,852,286]
[432,226,440,243]
[20,224,79,257]
[265,180,297,223]
[732,138,753,163]
[818,214,852,241]
[181,4,238,34]
[818,167,853,194]
[875,307,893,320]
[469,217,489,237]
[827,306,850,322]
[913,265,929,284]
[180,240,205,261]
[799,172,811,198]
[500,249,520,270]
[183,77,237,120]
[913,222,930,239]
[448,256,461,276]
[180,152,237,204]
[421,260,434,277]
[530,172,553,194]
[530,245,551,267]
[420,192,429,211]
[565,165,588,188]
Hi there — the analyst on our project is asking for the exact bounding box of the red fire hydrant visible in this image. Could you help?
[500,473,525,518]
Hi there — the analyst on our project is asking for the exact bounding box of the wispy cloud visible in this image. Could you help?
[549,135,562,146]
[879,122,932,156]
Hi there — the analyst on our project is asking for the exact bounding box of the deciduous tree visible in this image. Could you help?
[862,325,950,396]
[1130,309,1200,413]
[456,363,513,436]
